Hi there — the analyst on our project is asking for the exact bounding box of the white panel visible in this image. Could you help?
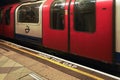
[116,0,120,52]
[15,1,45,38]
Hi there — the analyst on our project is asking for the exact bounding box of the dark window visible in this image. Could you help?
[74,0,96,33]
[50,0,65,30]
[0,8,3,24]
[18,3,40,23]
[5,7,12,25]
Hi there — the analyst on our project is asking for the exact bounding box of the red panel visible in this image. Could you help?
[3,4,19,38]
[70,0,113,63]
[43,0,69,52]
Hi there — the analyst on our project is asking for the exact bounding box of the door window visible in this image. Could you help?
[50,0,65,30]
[74,0,96,33]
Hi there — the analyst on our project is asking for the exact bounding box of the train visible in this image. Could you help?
[0,0,120,66]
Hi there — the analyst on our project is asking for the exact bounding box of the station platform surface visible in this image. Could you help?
[0,39,120,80]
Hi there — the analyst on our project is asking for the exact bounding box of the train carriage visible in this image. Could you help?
[1,0,120,66]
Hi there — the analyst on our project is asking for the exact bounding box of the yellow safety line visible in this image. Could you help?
[1,42,104,80]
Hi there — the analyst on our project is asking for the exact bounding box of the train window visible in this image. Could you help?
[50,0,65,30]
[0,8,3,24]
[17,3,40,23]
[5,7,12,25]
[74,0,96,33]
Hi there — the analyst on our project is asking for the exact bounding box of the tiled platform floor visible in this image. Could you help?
[0,46,80,80]
[0,53,46,80]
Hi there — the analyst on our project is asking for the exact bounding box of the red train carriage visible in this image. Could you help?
[1,0,120,65]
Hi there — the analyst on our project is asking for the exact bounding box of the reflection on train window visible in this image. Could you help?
[5,7,12,25]
[50,0,65,30]
[0,8,3,24]
[18,3,41,23]
[74,0,96,33]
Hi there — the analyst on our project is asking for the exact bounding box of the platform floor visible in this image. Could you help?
[0,39,120,80]
[0,48,80,80]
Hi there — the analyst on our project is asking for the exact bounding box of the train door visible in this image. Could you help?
[43,0,70,52]
[69,0,113,62]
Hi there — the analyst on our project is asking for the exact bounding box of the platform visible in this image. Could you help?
[0,39,120,80]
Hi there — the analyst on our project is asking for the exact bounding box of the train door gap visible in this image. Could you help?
[68,0,72,53]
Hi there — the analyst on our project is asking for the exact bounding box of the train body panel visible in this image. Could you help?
[116,0,120,53]
[115,0,120,62]
[2,4,19,38]
[15,1,45,44]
